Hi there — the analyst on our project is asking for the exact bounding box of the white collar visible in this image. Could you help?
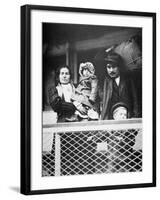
[115,76,120,86]
[56,83,73,102]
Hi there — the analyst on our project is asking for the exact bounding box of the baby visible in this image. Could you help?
[72,62,99,120]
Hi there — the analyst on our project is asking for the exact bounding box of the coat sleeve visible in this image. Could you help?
[48,85,76,115]
[48,85,62,112]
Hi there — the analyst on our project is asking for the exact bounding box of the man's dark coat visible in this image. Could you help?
[101,74,139,120]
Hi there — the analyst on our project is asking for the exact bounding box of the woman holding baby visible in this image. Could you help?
[48,62,100,123]
[48,63,99,174]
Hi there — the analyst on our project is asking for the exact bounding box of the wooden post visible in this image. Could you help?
[66,42,69,66]
[73,51,78,84]
[65,42,78,84]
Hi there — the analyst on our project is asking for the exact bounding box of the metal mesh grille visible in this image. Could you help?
[42,121,142,176]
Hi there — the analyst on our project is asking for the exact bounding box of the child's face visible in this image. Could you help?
[82,68,91,77]
[113,107,127,120]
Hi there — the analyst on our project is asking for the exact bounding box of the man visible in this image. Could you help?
[101,51,139,120]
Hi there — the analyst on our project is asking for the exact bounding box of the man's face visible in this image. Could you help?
[106,63,120,78]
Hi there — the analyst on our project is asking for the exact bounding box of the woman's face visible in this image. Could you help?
[59,67,71,84]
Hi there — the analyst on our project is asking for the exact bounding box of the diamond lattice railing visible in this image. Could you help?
[42,119,142,176]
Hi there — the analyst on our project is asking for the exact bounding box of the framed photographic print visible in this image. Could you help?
[21,4,156,195]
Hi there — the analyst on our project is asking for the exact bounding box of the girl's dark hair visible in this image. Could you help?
[55,65,72,84]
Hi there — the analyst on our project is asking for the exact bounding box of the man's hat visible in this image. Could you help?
[104,51,122,66]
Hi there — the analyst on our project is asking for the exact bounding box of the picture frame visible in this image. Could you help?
[21,4,156,195]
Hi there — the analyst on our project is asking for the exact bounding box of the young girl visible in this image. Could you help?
[71,62,99,120]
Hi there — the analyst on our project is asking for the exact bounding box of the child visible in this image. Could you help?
[111,102,129,120]
[110,102,138,172]
[72,62,99,120]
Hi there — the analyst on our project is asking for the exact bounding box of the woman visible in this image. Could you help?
[48,65,76,175]
[48,65,79,122]
[48,65,96,175]
[48,65,91,122]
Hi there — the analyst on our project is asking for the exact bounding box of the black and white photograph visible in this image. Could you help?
[20,5,156,195]
[42,23,143,177]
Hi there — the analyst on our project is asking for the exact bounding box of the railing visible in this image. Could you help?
[42,119,142,176]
